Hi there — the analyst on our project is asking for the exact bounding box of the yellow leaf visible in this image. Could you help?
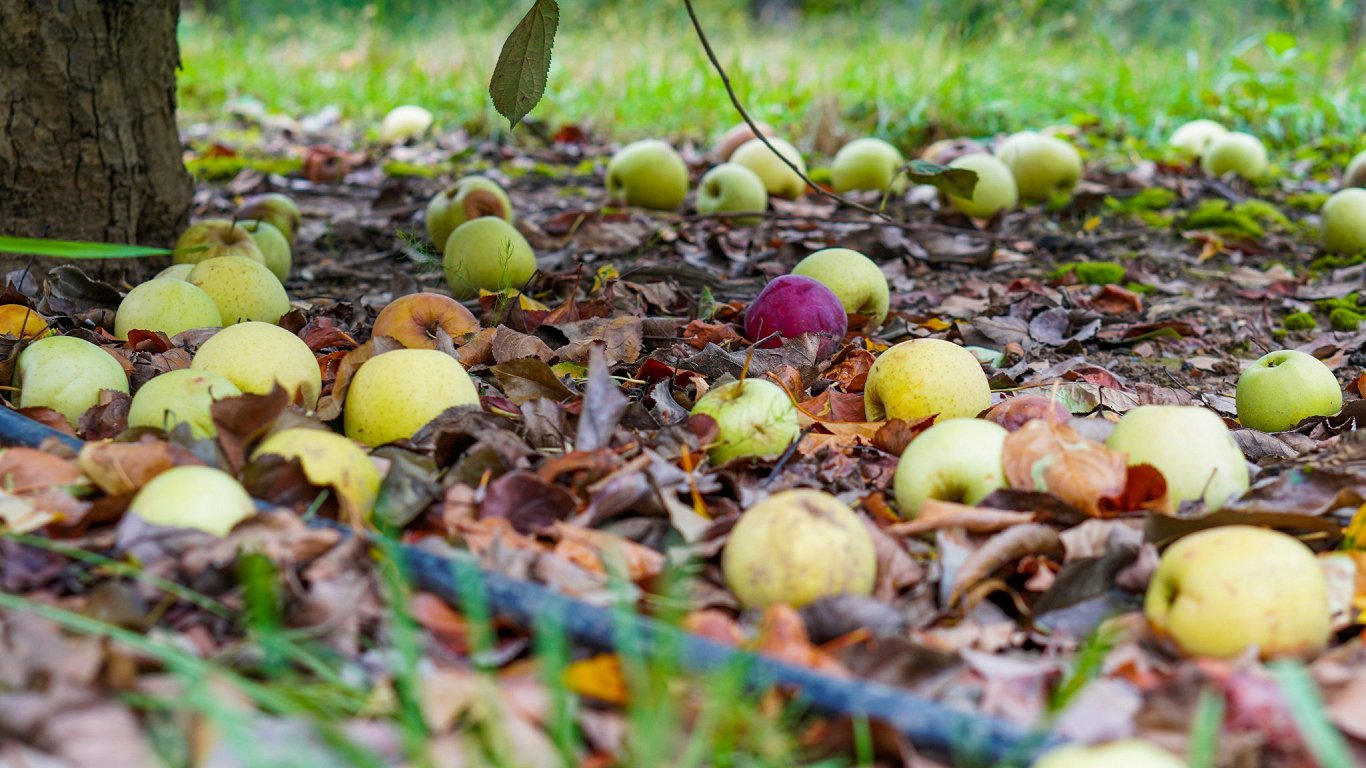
[563,654,629,705]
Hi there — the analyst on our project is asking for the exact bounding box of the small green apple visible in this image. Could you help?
[237,193,302,246]
[1344,149,1366,188]
[1320,187,1366,255]
[442,217,537,300]
[17,336,129,427]
[1033,740,1185,768]
[1105,405,1248,510]
[378,104,433,144]
[129,465,255,536]
[127,369,242,439]
[715,121,775,161]
[343,349,481,447]
[188,255,291,326]
[893,418,1007,518]
[156,264,194,281]
[172,219,267,268]
[791,247,889,326]
[191,321,322,409]
[253,428,382,522]
[1145,525,1331,658]
[864,339,991,422]
[695,163,768,224]
[946,154,1018,219]
[722,489,876,609]
[1168,118,1229,161]
[426,176,514,252]
[1236,349,1342,432]
[830,137,906,194]
[605,139,689,211]
[689,378,799,465]
[237,219,292,281]
[1201,132,1268,180]
[996,131,1083,204]
[731,137,808,199]
[114,278,223,340]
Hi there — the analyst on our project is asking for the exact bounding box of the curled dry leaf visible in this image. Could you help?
[887,498,1035,536]
[0,447,84,494]
[78,438,203,496]
[552,522,665,582]
[982,395,1071,432]
[749,604,849,677]
[1002,419,1129,517]
[947,523,1065,607]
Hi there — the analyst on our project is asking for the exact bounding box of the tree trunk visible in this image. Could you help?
[0,0,192,254]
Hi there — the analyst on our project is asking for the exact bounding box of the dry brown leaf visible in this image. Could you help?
[887,499,1036,536]
[1002,419,1127,517]
[551,522,665,582]
[748,604,849,677]
[77,438,202,496]
[0,447,83,493]
[947,523,1065,607]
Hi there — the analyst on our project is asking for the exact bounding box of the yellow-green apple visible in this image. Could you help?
[831,137,907,194]
[172,219,266,268]
[946,153,1018,219]
[191,321,321,409]
[372,292,480,350]
[237,219,292,281]
[715,120,775,161]
[1345,149,1366,188]
[791,247,889,326]
[128,465,254,536]
[731,137,808,199]
[114,278,223,340]
[343,349,480,447]
[0,305,50,339]
[17,336,129,427]
[442,217,537,300]
[237,193,302,246]
[695,163,769,224]
[426,176,514,252]
[1320,187,1366,255]
[996,131,1083,204]
[252,427,382,521]
[743,275,848,359]
[188,255,291,325]
[690,378,799,465]
[1033,740,1186,768]
[1236,349,1342,432]
[605,139,689,211]
[1169,118,1229,161]
[156,264,194,281]
[1201,132,1268,180]
[893,418,1007,517]
[864,338,991,422]
[722,489,876,609]
[1105,405,1248,510]
[1145,525,1331,658]
[378,104,433,144]
[127,369,242,438]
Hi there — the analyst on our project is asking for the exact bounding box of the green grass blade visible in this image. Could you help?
[1187,686,1224,768]
[1270,660,1353,768]
[0,235,172,260]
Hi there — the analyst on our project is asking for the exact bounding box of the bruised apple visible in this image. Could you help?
[372,292,479,350]
[425,176,514,252]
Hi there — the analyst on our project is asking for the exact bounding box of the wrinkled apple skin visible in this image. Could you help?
[1345,149,1366,189]
[237,193,302,246]
[791,248,890,326]
[426,176,514,252]
[253,427,382,521]
[946,154,1018,219]
[378,104,433,144]
[1144,525,1331,659]
[188,255,291,326]
[442,217,537,300]
[863,338,991,422]
[129,465,254,536]
[17,336,129,427]
[128,369,241,439]
[605,139,690,211]
[1033,739,1186,768]
[237,219,292,281]
[1201,132,1268,180]
[695,163,768,224]
[372,292,479,350]
[191,321,322,409]
[172,219,266,268]
[996,131,1082,203]
[830,137,907,194]
[690,378,799,465]
[1320,187,1366,256]
[893,418,1007,518]
[1169,118,1228,161]
[115,279,223,340]
[743,275,848,359]
[1105,405,1248,510]
[343,349,480,447]
[731,137,808,199]
[722,489,876,609]
[1236,349,1342,432]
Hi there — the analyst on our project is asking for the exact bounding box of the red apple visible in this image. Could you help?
[743,274,848,359]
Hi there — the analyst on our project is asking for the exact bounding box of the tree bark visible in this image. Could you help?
[0,0,192,251]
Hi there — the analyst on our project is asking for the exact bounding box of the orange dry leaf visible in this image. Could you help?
[1002,419,1127,517]
[77,439,202,497]
[0,447,84,493]
[564,654,630,705]
[551,522,666,582]
[887,499,1035,535]
[749,604,848,677]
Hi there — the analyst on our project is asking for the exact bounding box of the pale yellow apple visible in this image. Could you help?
[1320,187,1366,256]
[128,465,255,536]
[156,264,195,281]
[864,339,991,422]
[190,322,322,409]
[253,428,382,521]
[17,336,129,427]
[343,349,480,447]
[237,219,292,281]
[1169,118,1228,161]
[731,137,808,199]
[188,255,291,326]
[1105,405,1248,510]
[442,217,538,300]
[893,418,1007,517]
[791,247,890,326]
[996,131,1083,203]
[128,369,242,439]
[1201,132,1268,180]
[1033,740,1186,768]
[114,278,223,340]
[378,105,433,144]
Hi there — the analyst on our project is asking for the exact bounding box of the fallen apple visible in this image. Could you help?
[715,120,775,161]
[605,139,690,211]
[1236,349,1342,432]
[791,247,890,326]
[1320,187,1366,256]
[156,264,194,281]
[343,349,481,447]
[864,338,991,422]
[1168,118,1228,162]
[743,274,848,359]
[945,153,1018,219]
[172,219,266,268]
[1033,739,1186,768]
[127,369,242,439]
[442,217,538,300]
[695,163,768,224]
[996,131,1083,204]
[372,292,479,350]
[425,176,514,252]
[1201,132,1268,180]
[1145,525,1331,658]
[893,418,1007,518]
[690,378,799,465]
[830,137,906,194]
[253,427,382,522]
[731,137,808,199]
[236,219,292,281]
[17,335,129,427]
[1105,405,1248,510]
[128,465,255,536]
[722,489,876,609]
[188,255,291,326]
[378,104,433,144]
[237,193,302,246]
[114,278,223,340]
[191,321,322,409]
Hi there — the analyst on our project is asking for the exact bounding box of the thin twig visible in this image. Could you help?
[677,209,1015,241]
